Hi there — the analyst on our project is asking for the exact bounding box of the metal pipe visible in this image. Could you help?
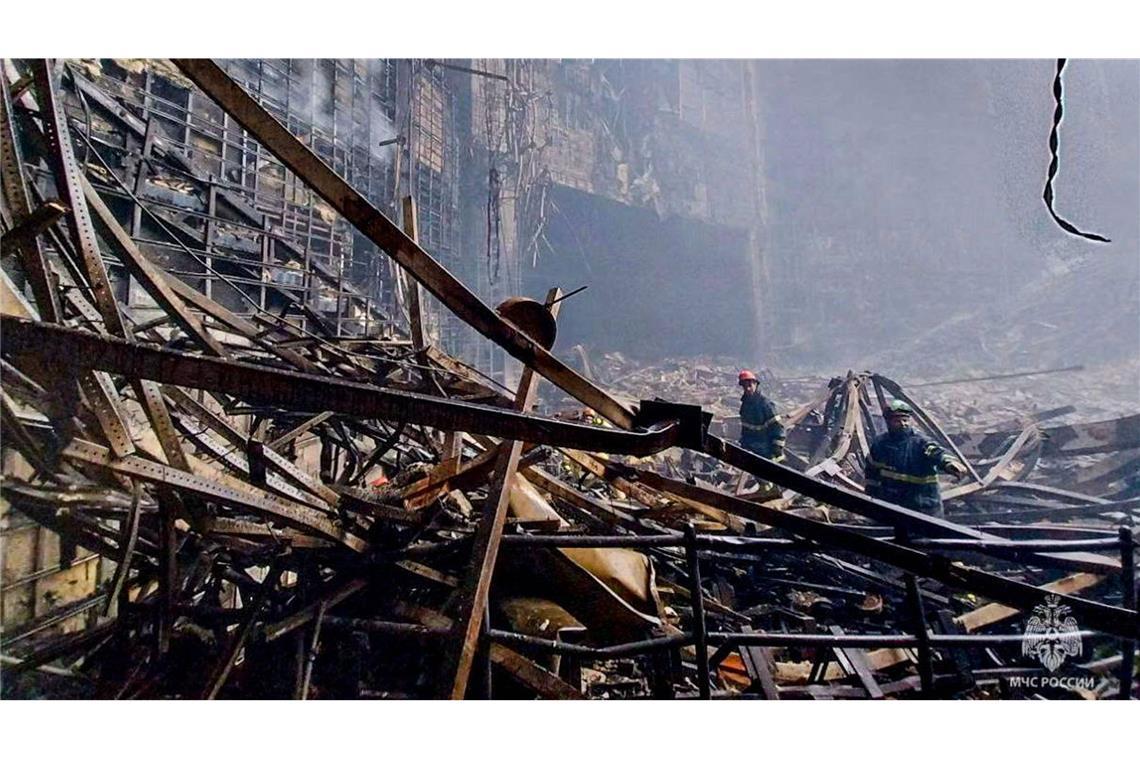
[686,523,711,700]
[298,601,327,701]
[1120,527,1136,700]
[322,616,450,637]
[907,364,1085,388]
[423,59,511,83]
[480,628,1105,660]
[705,632,1105,648]
[484,629,690,659]
[482,605,493,700]
[911,537,1124,551]
[499,533,682,548]
[498,531,1115,554]
[908,575,935,694]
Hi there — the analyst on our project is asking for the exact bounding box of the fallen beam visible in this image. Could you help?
[439,288,563,699]
[626,469,1136,639]
[0,317,678,456]
[171,59,635,429]
[704,435,1118,573]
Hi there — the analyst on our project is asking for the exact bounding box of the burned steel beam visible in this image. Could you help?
[400,195,428,352]
[626,470,1137,639]
[439,288,563,699]
[171,59,635,430]
[60,438,368,552]
[2,75,62,323]
[80,175,228,358]
[30,60,125,336]
[704,435,1118,573]
[0,200,67,258]
[1,317,679,456]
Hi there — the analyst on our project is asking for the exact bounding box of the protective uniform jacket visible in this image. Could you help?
[865,428,957,513]
[740,393,786,461]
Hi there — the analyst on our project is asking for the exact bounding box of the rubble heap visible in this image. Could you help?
[2,59,1136,700]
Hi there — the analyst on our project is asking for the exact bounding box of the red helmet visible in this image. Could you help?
[738,370,758,384]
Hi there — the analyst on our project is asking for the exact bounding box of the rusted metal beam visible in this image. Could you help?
[76,370,136,460]
[26,65,194,499]
[705,435,1118,574]
[1,75,61,322]
[171,59,634,429]
[0,200,67,257]
[80,175,228,357]
[248,440,340,506]
[0,391,52,476]
[103,481,142,616]
[626,468,1137,640]
[1,317,677,456]
[31,60,125,335]
[488,644,584,700]
[267,412,334,452]
[23,62,141,464]
[401,195,427,351]
[60,438,367,552]
[439,288,563,699]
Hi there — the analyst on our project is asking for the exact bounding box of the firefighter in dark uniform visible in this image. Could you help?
[864,400,967,518]
[737,370,785,461]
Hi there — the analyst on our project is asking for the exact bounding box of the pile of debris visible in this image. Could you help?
[2,59,1136,700]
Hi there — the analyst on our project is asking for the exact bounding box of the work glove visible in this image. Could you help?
[944,460,968,481]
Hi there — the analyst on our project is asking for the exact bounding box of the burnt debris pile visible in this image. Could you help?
[1,59,1136,700]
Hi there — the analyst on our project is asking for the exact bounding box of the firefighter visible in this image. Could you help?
[738,370,785,461]
[864,400,968,518]
[557,407,609,487]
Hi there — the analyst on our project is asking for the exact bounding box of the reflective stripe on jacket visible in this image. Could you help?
[740,392,785,458]
[741,415,783,432]
[864,429,954,512]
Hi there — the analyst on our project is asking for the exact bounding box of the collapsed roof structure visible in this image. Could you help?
[1,59,1136,700]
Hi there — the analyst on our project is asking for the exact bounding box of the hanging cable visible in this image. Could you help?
[1043,59,1111,244]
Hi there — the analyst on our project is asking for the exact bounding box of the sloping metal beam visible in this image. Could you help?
[440,288,563,699]
[0,317,676,456]
[627,468,1137,640]
[2,76,62,323]
[170,59,635,430]
[705,435,1118,574]
[65,67,392,332]
[61,438,367,552]
[80,174,228,357]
